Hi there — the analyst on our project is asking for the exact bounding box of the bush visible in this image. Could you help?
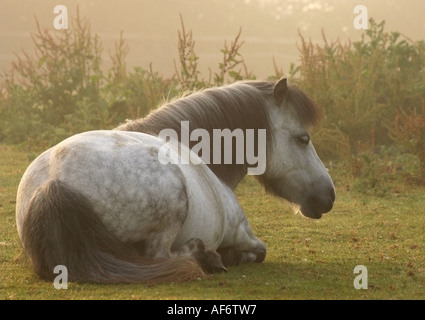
[173,14,253,91]
[386,104,425,183]
[0,12,253,148]
[350,145,421,195]
[0,12,181,148]
[0,12,112,146]
[291,19,425,156]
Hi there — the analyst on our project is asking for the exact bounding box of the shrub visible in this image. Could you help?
[0,12,254,148]
[291,19,425,156]
[173,14,253,91]
[0,12,113,146]
[386,103,425,183]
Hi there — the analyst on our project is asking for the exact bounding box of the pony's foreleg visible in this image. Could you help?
[217,217,266,267]
[174,238,227,273]
[144,228,226,273]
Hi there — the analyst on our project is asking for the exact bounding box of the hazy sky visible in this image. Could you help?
[1,0,424,78]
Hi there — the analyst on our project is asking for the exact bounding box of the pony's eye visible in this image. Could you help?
[297,134,310,145]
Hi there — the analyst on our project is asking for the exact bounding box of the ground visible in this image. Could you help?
[0,143,424,300]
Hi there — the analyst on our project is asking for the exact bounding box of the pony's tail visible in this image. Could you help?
[21,179,205,283]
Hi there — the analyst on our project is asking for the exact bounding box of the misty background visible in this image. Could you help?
[1,0,424,79]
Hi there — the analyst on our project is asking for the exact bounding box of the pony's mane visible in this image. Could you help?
[115,80,320,187]
[119,81,273,137]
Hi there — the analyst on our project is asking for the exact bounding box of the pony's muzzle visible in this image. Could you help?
[301,185,336,219]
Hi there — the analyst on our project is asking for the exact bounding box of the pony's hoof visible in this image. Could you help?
[181,238,226,274]
[201,250,227,274]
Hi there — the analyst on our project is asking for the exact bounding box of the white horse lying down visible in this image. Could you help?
[16,77,335,283]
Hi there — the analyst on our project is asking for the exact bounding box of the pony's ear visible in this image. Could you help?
[273,77,288,104]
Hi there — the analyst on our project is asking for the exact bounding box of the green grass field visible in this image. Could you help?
[1,143,424,300]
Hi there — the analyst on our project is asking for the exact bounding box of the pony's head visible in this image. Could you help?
[258,78,335,219]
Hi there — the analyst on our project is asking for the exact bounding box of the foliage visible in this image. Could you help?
[0,12,253,148]
[0,12,180,148]
[173,14,253,91]
[173,14,201,91]
[386,104,425,183]
[0,13,106,146]
[291,19,425,159]
[349,146,420,195]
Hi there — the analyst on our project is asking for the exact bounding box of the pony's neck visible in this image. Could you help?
[209,163,247,190]
[117,119,250,189]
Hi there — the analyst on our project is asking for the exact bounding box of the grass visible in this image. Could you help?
[1,143,424,300]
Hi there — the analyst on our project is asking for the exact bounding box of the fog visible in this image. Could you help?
[1,0,424,78]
